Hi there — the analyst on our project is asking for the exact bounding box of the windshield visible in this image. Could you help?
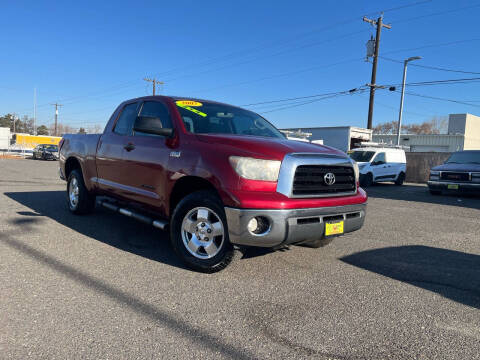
[45,145,58,151]
[175,100,285,139]
[446,151,480,164]
[349,151,375,162]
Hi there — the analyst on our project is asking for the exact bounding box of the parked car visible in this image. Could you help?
[427,150,480,195]
[59,96,367,272]
[349,147,406,187]
[32,144,59,160]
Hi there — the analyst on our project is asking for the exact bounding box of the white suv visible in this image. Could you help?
[349,147,407,187]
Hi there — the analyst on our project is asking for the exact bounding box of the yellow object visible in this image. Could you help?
[325,221,344,236]
[447,184,459,190]
[176,100,202,107]
[14,134,62,149]
[176,101,207,117]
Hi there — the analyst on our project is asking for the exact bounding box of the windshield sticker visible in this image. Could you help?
[176,101,207,117]
[176,100,202,107]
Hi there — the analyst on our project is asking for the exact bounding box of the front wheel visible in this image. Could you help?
[361,173,374,187]
[395,172,405,186]
[170,190,235,273]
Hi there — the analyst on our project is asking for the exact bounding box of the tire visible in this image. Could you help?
[67,169,96,215]
[429,189,441,195]
[170,190,235,273]
[300,236,335,248]
[395,172,405,186]
[361,173,374,187]
[33,153,36,160]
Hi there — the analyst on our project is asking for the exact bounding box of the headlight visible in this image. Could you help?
[352,161,359,183]
[229,156,281,181]
[472,173,480,183]
[429,171,440,180]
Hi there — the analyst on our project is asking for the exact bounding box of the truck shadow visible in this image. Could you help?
[5,191,273,269]
[365,183,480,209]
[6,190,189,270]
[340,245,480,309]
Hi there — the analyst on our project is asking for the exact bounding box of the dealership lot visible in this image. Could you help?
[1,159,479,359]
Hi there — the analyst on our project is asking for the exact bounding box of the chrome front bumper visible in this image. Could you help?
[225,203,366,247]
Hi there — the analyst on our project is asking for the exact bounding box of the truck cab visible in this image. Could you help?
[349,147,406,187]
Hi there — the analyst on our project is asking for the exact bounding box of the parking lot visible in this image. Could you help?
[1,158,479,359]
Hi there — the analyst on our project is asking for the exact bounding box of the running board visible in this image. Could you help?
[98,200,168,230]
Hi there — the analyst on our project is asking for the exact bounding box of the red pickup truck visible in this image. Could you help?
[59,96,367,272]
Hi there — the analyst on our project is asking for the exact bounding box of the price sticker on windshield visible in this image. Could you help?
[176,100,207,117]
[176,100,203,107]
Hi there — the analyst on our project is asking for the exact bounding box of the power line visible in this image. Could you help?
[258,88,368,114]
[393,90,480,108]
[380,56,480,75]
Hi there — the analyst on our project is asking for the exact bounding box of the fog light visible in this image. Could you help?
[247,218,258,233]
[247,216,270,235]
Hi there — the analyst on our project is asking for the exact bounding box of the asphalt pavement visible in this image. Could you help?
[1,158,479,359]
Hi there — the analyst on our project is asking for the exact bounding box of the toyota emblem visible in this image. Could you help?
[324,172,336,186]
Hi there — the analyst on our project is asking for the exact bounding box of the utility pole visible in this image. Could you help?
[33,88,37,136]
[363,14,391,129]
[143,77,164,96]
[12,113,16,133]
[51,103,63,136]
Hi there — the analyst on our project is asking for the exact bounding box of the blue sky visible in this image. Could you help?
[1,0,480,131]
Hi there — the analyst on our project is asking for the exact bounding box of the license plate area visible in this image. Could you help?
[447,184,459,190]
[325,221,344,236]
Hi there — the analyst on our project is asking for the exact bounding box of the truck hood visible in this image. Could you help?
[432,163,480,172]
[195,134,346,160]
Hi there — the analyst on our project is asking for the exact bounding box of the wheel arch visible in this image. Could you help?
[169,176,222,217]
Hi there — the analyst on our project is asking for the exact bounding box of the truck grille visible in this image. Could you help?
[292,165,356,196]
[440,172,470,182]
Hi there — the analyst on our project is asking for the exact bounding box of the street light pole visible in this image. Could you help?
[396,56,421,146]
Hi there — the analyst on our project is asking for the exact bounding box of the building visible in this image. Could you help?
[372,113,480,152]
[0,127,11,149]
[280,126,372,152]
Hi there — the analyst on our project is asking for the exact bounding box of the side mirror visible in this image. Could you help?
[133,116,174,137]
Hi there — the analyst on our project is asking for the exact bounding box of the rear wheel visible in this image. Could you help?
[67,169,96,214]
[170,190,235,273]
[395,172,405,186]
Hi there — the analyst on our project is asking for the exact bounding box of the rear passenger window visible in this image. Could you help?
[139,101,172,129]
[114,103,138,135]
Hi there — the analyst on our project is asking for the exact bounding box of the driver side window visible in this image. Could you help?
[373,152,386,164]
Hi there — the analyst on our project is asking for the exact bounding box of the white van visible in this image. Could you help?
[349,147,407,186]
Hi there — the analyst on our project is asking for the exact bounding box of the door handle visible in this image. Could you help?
[124,143,135,152]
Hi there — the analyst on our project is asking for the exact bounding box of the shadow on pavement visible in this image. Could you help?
[341,245,480,309]
[365,183,480,210]
[0,230,254,360]
[6,190,189,270]
[5,191,273,269]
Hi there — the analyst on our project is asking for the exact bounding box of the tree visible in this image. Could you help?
[49,123,75,136]
[36,125,49,135]
[78,127,86,134]
[373,117,448,135]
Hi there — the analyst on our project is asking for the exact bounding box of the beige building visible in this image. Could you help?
[373,113,480,152]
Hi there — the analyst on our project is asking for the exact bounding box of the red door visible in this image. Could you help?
[95,101,140,198]
[118,100,174,215]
